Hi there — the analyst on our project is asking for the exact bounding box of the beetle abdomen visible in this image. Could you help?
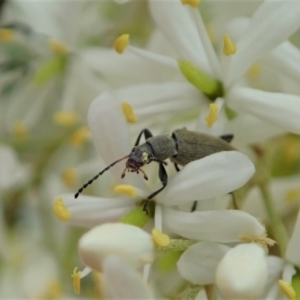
[170,129,235,166]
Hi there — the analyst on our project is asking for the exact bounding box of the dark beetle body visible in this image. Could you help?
[170,129,234,166]
[75,128,235,212]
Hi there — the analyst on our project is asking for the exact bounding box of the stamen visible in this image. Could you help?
[152,228,170,247]
[121,102,138,123]
[48,38,70,55]
[12,121,28,140]
[223,34,237,56]
[62,168,77,187]
[53,111,80,127]
[181,0,200,8]
[205,103,219,127]
[247,62,262,79]
[72,267,82,295]
[0,28,14,42]
[70,127,90,147]
[285,189,300,204]
[114,184,137,198]
[278,280,296,300]
[114,34,129,54]
[53,197,71,221]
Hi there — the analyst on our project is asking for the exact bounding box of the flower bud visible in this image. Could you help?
[216,243,268,299]
[79,223,155,272]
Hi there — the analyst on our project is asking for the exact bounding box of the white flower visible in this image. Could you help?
[78,223,155,271]
[116,0,300,143]
[54,91,255,228]
[216,243,268,299]
[102,255,155,299]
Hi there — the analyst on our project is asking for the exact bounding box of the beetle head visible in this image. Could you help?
[122,145,152,179]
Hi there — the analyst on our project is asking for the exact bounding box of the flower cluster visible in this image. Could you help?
[1,0,300,299]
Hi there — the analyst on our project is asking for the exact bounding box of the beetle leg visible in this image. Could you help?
[142,163,168,213]
[134,129,153,146]
[174,163,180,172]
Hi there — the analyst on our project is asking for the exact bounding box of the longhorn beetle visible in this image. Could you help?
[74,128,235,212]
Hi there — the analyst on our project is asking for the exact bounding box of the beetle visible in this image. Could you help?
[74,128,235,212]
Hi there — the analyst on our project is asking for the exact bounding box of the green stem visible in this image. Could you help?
[258,183,289,256]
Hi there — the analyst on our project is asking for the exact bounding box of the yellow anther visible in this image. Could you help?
[72,267,82,295]
[152,228,170,247]
[0,28,14,42]
[114,185,137,198]
[285,189,300,204]
[121,102,138,123]
[247,62,262,79]
[278,280,296,300]
[62,168,77,187]
[181,0,200,8]
[223,34,237,56]
[114,34,130,54]
[205,103,219,127]
[48,38,69,55]
[53,197,71,221]
[53,111,80,127]
[70,126,90,147]
[12,122,28,140]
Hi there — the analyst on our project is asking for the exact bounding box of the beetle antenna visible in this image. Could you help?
[74,155,129,198]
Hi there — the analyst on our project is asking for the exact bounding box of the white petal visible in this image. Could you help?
[224,113,285,145]
[157,151,255,206]
[88,92,145,188]
[227,87,300,134]
[81,47,176,87]
[162,207,265,242]
[216,244,268,299]
[59,194,135,228]
[79,223,155,272]
[177,242,229,285]
[103,255,154,299]
[225,1,300,86]
[115,82,203,116]
[263,41,300,84]
[148,0,214,77]
[286,208,300,267]
[265,256,285,290]
[0,145,29,190]
[282,262,297,282]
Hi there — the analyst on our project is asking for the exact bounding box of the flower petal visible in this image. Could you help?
[262,41,300,84]
[157,151,255,206]
[177,241,229,285]
[79,223,155,271]
[225,1,300,86]
[148,0,214,77]
[115,82,203,116]
[57,194,135,228]
[162,207,265,242]
[224,113,285,145]
[216,244,268,299]
[103,255,154,299]
[88,92,145,187]
[227,87,300,134]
